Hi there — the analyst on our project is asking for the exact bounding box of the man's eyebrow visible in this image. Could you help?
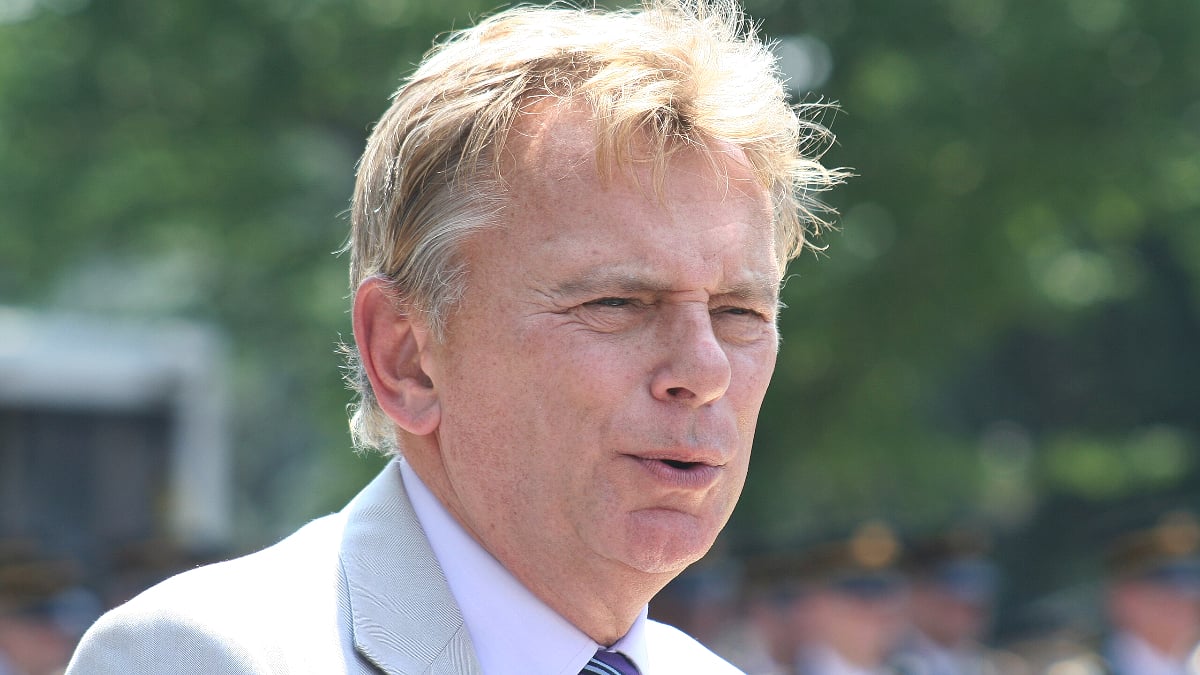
[551,271,674,297]
[550,270,780,304]
[715,279,781,306]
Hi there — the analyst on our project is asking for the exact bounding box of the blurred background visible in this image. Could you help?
[1,0,1198,672]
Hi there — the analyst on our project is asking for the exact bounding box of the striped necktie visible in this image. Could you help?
[582,649,641,675]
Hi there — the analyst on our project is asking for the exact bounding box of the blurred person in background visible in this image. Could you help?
[736,552,814,674]
[794,522,909,675]
[0,542,96,675]
[889,528,1007,675]
[1102,511,1200,675]
[63,0,847,672]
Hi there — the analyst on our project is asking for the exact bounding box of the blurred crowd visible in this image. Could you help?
[0,541,93,675]
[3,512,1199,675]
[0,539,211,675]
[658,512,1200,675]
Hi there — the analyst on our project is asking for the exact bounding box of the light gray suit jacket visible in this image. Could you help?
[66,461,742,674]
[68,462,483,674]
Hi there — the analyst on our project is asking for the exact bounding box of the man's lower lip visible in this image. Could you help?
[634,457,722,489]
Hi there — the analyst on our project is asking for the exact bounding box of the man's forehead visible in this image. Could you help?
[501,102,605,185]
[491,101,780,283]
[500,100,761,196]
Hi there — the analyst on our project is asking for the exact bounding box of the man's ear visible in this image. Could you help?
[352,276,441,436]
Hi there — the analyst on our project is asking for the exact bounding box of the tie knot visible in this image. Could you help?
[582,649,640,675]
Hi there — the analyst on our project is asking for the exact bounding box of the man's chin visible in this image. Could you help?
[612,508,722,575]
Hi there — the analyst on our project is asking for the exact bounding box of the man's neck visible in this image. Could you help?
[508,558,669,645]
[402,443,671,644]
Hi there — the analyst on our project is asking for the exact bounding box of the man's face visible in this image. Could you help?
[418,109,780,583]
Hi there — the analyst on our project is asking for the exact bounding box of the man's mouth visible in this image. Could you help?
[635,455,723,489]
[661,459,701,470]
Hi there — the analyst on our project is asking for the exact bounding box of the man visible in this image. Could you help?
[890,530,1004,675]
[1102,511,1200,675]
[66,0,845,672]
[793,522,908,675]
[739,552,814,674]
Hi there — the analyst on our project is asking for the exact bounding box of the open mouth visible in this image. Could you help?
[661,459,701,470]
[634,455,722,488]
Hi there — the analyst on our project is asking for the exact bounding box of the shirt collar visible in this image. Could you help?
[400,459,649,675]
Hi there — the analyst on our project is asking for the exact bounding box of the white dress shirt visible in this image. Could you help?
[400,460,649,675]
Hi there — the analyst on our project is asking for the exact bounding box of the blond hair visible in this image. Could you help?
[346,0,847,452]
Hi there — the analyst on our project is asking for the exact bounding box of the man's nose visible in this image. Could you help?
[649,306,732,407]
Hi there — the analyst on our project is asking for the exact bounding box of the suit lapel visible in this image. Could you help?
[339,461,483,675]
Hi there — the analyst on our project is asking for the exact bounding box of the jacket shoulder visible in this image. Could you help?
[67,513,351,674]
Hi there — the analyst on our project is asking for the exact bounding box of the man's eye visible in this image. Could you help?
[588,297,632,308]
[719,306,764,318]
